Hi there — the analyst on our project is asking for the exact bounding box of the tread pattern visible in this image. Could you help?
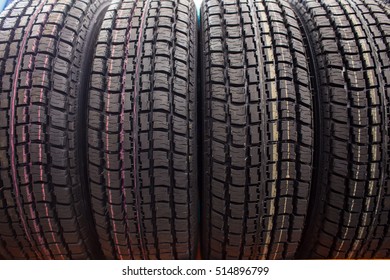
[0,0,109,259]
[372,0,390,258]
[201,0,314,259]
[87,0,198,260]
[292,0,390,259]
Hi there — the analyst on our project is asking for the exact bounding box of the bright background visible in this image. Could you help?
[194,0,203,8]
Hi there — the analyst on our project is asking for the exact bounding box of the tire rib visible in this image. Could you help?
[338,0,387,258]
[201,0,313,260]
[132,0,151,260]
[187,0,197,260]
[168,0,179,259]
[10,0,50,259]
[87,0,197,260]
[118,0,139,260]
[248,0,268,260]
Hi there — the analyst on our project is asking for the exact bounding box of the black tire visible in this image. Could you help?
[291,0,390,259]
[87,0,198,259]
[0,0,110,259]
[201,0,314,259]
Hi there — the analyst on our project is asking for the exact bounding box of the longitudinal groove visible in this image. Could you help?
[168,0,178,259]
[277,0,306,259]
[91,1,122,259]
[201,2,213,260]
[33,1,63,260]
[105,21,122,257]
[352,0,390,258]
[259,0,282,260]
[368,0,390,259]
[201,0,313,260]
[146,0,162,259]
[219,0,232,260]
[249,0,268,259]
[9,0,48,258]
[330,3,360,258]
[103,0,138,260]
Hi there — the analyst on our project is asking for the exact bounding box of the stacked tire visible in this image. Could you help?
[0,0,112,260]
[0,0,197,260]
[201,0,314,260]
[0,0,389,260]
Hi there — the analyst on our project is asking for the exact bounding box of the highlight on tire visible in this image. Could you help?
[200,0,314,259]
[0,0,110,259]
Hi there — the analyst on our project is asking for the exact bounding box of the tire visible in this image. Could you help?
[291,0,390,259]
[87,0,198,259]
[201,0,314,259]
[0,0,110,259]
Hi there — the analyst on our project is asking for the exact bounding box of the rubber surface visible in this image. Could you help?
[87,0,198,259]
[201,0,314,259]
[0,0,110,259]
[292,0,390,259]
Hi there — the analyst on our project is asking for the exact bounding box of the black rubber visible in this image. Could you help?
[0,0,110,259]
[201,0,314,259]
[292,0,390,259]
[87,0,198,259]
